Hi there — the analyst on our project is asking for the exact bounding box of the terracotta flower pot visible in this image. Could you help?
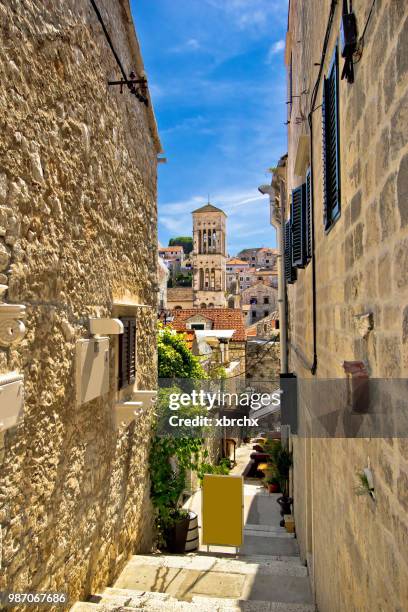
[268,483,279,493]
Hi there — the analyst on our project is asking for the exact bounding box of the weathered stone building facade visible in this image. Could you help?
[241,282,278,326]
[280,1,408,610]
[0,0,160,602]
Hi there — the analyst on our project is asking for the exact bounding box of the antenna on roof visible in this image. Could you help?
[207,193,210,204]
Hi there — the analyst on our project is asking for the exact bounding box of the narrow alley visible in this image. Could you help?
[72,445,314,611]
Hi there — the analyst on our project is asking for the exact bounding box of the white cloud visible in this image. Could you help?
[170,38,201,53]
[204,0,287,32]
[266,39,285,63]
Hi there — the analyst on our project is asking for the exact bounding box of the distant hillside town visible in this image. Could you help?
[158,202,279,329]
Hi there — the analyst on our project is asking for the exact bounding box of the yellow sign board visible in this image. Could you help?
[202,474,243,547]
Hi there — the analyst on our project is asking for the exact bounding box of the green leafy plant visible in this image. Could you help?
[266,476,280,485]
[196,457,231,483]
[355,470,375,499]
[158,323,207,380]
[151,326,222,547]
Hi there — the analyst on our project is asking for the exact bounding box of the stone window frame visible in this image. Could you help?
[112,303,140,399]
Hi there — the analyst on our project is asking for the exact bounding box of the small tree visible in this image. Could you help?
[169,236,193,255]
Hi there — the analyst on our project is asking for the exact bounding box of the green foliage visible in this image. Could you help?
[150,434,202,537]
[151,326,217,546]
[196,457,231,483]
[169,236,193,255]
[158,324,207,380]
[354,471,375,499]
[175,272,192,287]
[266,476,280,485]
[261,440,292,495]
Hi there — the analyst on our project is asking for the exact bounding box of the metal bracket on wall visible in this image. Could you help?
[108,71,149,106]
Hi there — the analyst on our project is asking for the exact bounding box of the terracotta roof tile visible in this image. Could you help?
[159,246,184,252]
[227,258,249,265]
[170,308,246,342]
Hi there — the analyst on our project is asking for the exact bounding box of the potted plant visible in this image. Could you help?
[264,463,276,479]
[266,477,280,493]
[165,508,191,553]
[275,446,292,496]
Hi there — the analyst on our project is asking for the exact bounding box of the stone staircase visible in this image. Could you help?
[71,547,315,611]
[71,474,315,611]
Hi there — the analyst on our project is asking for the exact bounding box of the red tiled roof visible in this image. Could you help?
[170,308,246,342]
[159,246,183,252]
[227,258,248,265]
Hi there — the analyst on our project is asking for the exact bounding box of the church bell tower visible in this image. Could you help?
[192,203,227,308]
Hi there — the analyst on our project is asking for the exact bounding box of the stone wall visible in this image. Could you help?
[246,340,280,387]
[0,0,160,603]
[285,1,408,610]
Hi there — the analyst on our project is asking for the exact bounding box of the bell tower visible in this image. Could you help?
[192,203,227,308]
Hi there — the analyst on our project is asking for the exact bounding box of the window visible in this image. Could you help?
[284,219,297,284]
[291,184,307,268]
[191,323,205,330]
[322,45,341,229]
[250,297,257,305]
[265,259,270,263]
[252,311,256,319]
[264,311,269,318]
[306,167,312,260]
[118,316,136,389]
[264,297,269,304]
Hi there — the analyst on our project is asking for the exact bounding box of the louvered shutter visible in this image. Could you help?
[284,220,297,284]
[322,46,341,230]
[291,184,307,268]
[118,316,136,389]
[305,167,312,260]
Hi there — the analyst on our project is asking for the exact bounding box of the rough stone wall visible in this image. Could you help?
[246,340,280,387]
[286,1,408,610]
[0,0,160,603]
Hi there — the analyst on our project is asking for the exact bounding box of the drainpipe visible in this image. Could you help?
[258,183,288,374]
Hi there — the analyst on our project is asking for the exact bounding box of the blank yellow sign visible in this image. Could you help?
[202,474,243,547]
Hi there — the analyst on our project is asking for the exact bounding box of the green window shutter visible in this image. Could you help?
[118,316,136,389]
[322,46,341,230]
[284,219,297,284]
[306,167,312,260]
[291,184,307,268]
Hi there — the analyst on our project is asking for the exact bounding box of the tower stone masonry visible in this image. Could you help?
[192,203,227,308]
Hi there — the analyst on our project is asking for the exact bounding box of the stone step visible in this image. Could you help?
[192,596,316,611]
[72,591,316,612]
[112,555,313,606]
[124,553,307,576]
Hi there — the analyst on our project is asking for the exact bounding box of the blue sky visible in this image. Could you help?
[131,0,288,255]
